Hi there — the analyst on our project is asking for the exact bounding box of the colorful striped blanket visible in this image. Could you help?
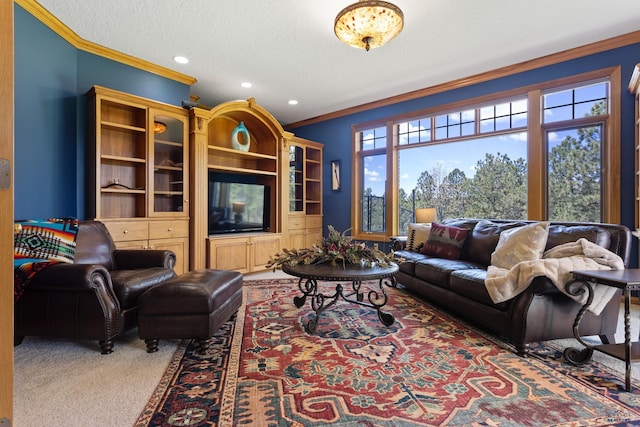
[14,218,79,304]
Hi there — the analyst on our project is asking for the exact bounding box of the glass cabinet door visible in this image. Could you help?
[289,145,304,212]
[151,111,187,216]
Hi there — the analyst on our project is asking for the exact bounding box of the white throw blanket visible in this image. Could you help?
[485,238,624,315]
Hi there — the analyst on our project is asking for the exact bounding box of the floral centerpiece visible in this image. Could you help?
[267,225,398,270]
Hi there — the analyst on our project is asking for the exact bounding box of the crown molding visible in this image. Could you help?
[286,30,640,129]
[15,0,197,86]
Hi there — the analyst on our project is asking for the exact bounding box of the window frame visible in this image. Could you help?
[350,67,621,240]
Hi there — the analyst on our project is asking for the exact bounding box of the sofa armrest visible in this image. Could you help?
[390,236,408,251]
[26,263,119,302]
[526,276,563,295]
[113,249,176,270]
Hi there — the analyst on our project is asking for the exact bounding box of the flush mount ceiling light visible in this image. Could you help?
[334,0,404,51]
[153,121,167,134]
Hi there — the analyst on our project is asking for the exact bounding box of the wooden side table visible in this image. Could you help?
[565,269,640,391]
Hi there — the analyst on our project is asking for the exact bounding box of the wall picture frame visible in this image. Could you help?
[331,160,341,191]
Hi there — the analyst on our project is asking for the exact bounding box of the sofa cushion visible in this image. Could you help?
[421,222,470,260]
[545,224,611,251]
[406,223,432,252]
[394,250,429,276]
[450,269,510,310]
[414,258,483,289]
[461,220,527,265]
[491,221,550,269]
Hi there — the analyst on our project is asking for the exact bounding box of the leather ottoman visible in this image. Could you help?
[137,269,243,354]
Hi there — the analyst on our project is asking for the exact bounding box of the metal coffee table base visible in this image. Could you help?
[293,276,396,333]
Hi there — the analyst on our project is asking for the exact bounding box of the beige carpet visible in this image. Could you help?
[13,270,640,426]
[13,270,289,427]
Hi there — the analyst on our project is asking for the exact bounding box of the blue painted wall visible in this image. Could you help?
[14,4,640,259]
[293,44,640,239]
[14,5,191,220]
[14,6,77,220]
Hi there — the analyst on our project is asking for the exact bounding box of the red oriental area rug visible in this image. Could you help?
[136,278,640,426]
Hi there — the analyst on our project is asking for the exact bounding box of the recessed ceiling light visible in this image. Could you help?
[241,82,253,88]
[173,56,189,64]
[288,100,299,105]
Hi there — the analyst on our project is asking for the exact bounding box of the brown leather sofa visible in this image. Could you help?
[393,219,631,356]
[14,220,177,354]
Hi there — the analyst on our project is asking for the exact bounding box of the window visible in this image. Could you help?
[435,110,475,139]
[358,127,387,233]
[543,82,608,123]
[480,100,528,132]
[543,81,608,222]
[351,70,619,240]
[395,98,528,234]
[546,125,603,221]
[397,133,528,234]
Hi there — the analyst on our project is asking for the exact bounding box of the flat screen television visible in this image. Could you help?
[208,180,270,235]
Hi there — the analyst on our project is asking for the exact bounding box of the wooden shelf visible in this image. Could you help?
[101,188,145,194]
[206,164,277,176]
[287,137,324,249]
[102,121,146,133]
[154,190,184,196]
[87,85,190,273]
[208,145,277,160]
[207,145,277,175]
[155,165,182,171]
[101,154,146,163]
[155,139,183,147]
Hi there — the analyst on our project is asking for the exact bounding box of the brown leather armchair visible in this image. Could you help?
[14,220,177,354]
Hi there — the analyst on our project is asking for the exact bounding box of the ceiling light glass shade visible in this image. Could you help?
[153,121,167,134]
[334,0,404,51]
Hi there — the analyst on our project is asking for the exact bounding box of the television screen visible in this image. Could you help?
[208,181,270,234]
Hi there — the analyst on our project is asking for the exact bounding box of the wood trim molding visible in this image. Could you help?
[629,64,640,93]
[286,31,640,129]
[1,0,13,421]
[15,0,197,86]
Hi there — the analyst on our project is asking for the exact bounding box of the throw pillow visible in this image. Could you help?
[406,223,432,252]
[14,218,79,264]
[490,221,550,269]
[421,222,470,260]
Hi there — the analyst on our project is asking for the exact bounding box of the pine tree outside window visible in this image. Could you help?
[351,70,619,240]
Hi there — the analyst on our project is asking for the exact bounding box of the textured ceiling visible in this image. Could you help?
[33,0,640,126]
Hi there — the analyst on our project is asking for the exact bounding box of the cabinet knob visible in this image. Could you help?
[123,230,128,234]
[168,228,173,232]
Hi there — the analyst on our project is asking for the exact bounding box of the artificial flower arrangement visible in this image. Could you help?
[266,225,398,270]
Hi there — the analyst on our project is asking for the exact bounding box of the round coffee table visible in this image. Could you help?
[282,262,398,333]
